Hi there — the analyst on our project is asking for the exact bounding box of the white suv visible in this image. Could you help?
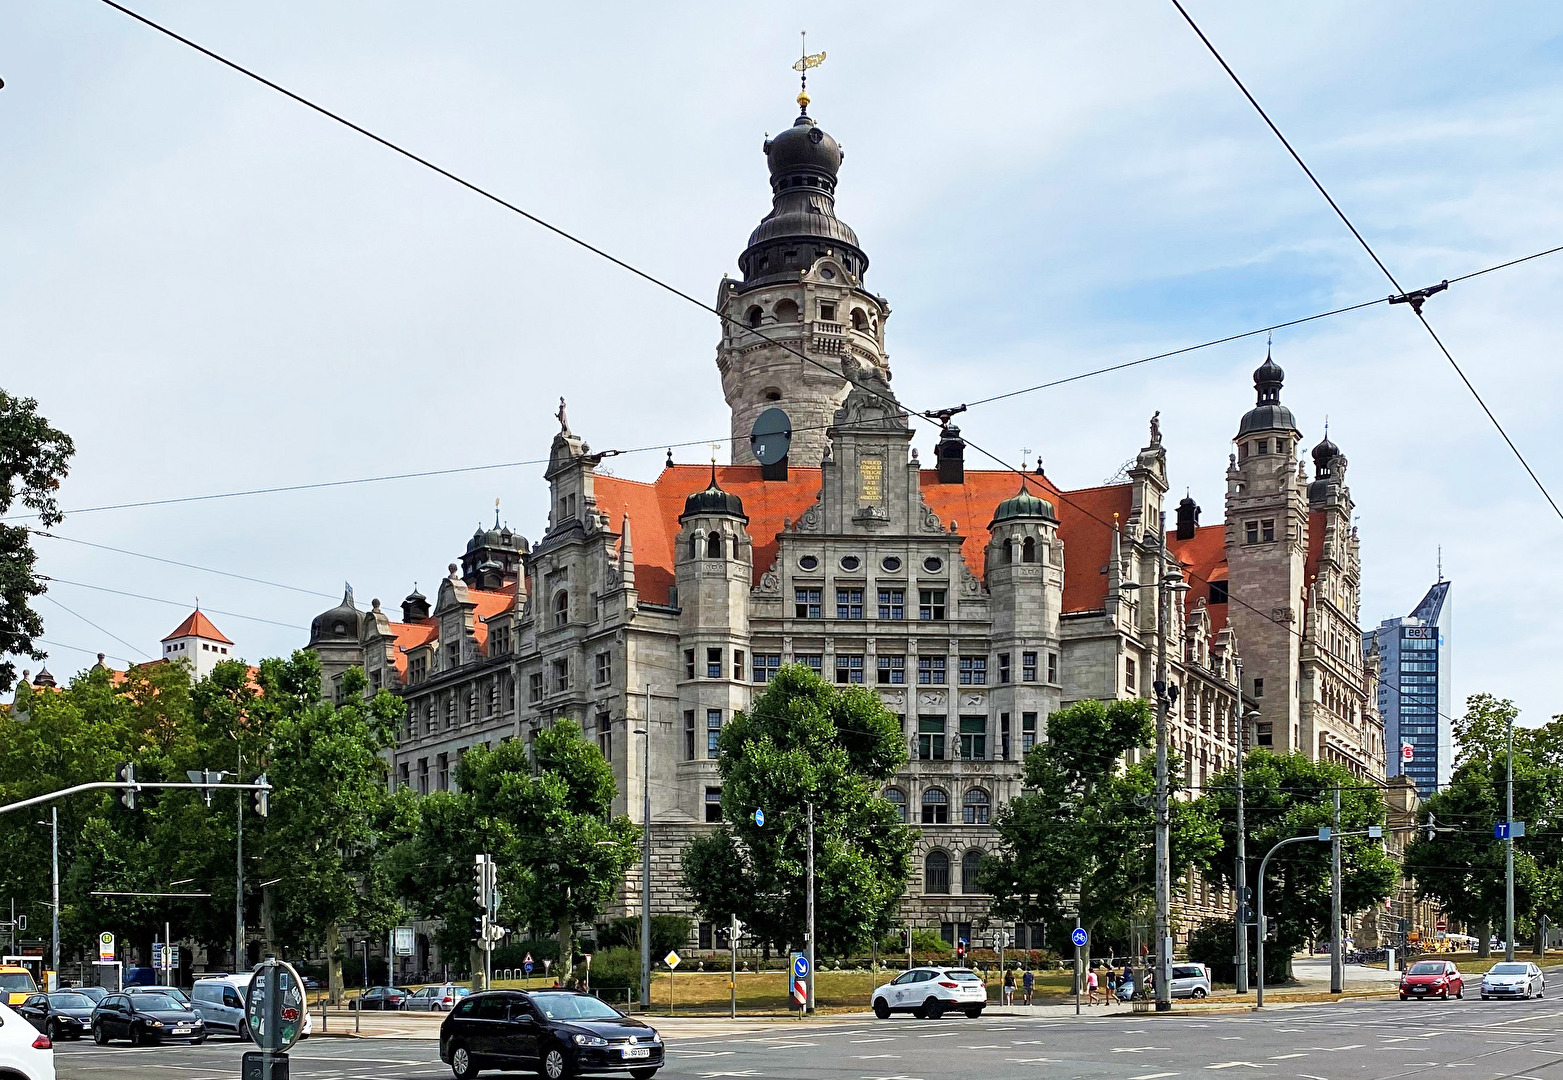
[0,1001,55,1080]
[873,967,988,1019]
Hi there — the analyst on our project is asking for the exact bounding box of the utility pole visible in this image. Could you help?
[805,801,816,1013]
[1330,787,1343,993]
[1505,711,1515,963]
[1234,659,1249,995]
[1153,517,1174,1013]
[640,685,652,1013]
[50,808,59,986]
[235,741,245,973]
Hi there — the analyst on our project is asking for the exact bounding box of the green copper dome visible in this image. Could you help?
[991,482,1056,524]
[681,467,747,520]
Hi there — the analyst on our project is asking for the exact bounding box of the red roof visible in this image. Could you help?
[161,609,234,645]
[1168,522,1231,635]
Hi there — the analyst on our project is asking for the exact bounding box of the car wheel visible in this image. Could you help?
[192,1036,206,1045]
[1192,987,1208,999]
[450,1043,480,1079]
[1400,995,1407,1001]
[630,1070,659,1080]
[542,1043,572,1080]
[239,1018,252,1042]
[873,999,890,1020]
[47,1019,60,1042]
[129,1026,143,1047]
[965,1007,983,1019]
[1456,987,1462,998]
[924,997,944,1020]
[1482,995,1489,1000]
[93,1022,109,1045]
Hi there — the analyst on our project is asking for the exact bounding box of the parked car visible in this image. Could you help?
[18,992,97,1040]
[351,986,410,1011]
[192,973,313,1040]
[1481,962,1545,1000]
[1400,960,1464,1000]
[71,987,108,1005]
[1169,963,1212,1000]
[440,990,662,1080]
[0,966,38,1007]
[91,992,206,1045]
[126,986,192,1007]
[872,966,987,1019]
[0,1000,55,1080]
[407,984,473,1012]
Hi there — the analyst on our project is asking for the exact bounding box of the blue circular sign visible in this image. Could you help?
[1070,927,1089,948]
[793,954,810,979]
[753,808,765,827]
[524,960,533,974]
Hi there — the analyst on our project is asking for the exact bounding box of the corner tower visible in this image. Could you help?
[717,98,891,466]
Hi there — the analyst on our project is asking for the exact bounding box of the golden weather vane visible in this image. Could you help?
[792,30,826,113]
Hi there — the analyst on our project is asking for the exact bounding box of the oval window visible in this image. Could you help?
[923,557,944,573]
[840,555,861,571]
[881,556,902,572]
[799,555,819,571]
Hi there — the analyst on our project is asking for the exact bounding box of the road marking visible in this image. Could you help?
[671,1050,736,1057]
[1205,1062,1265,1070]
[1298,1074,1330,1079]
[854,1054,900,1059]
[1268,1053,1307,1059]
[1111,1046,1170,1053]
[765,1041,817,1049]
[851,1036,897,1043]
[699,1072,758,1078]
[959,1044,1007,1049]
[1128,1073,1180,1080]
[1005,1058,1056,1064]
[1217,1035,1244,1040]
[916,1031,960,1038]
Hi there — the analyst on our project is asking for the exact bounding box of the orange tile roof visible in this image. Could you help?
[386,620,438,677]
[1168,522,1230,636]
[161,609,234,645]
[380,584,515,676]
[469,585,516,652]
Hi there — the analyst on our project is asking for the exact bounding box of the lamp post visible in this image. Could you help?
[36,813,58,987]
[638,683,653,1013]
[1506,710,1515,963]
[1256,830,1330,1007]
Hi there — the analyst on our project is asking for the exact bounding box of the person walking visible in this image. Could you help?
[1003,966,1016,1006]
[1022,966,1035,1006]
[1086,965,1099,1005]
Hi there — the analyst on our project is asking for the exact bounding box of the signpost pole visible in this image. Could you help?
[730,915,738,1020]
[806,801,815,1015]
[1074,919,1083,1016]
[1234,661,1249,996]
[1506,712,1516,963]
[50,807,59,987]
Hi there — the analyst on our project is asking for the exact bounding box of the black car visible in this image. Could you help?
[440,990,662,1080]
[351,986,410,1011]
[73,985,109,1004]
[92,991,207,1045]
[18,991,98,1040]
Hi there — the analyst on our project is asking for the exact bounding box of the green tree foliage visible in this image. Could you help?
[680,664,913,955]
[979,697,1220,945]
[596,915,693,961]
[0,389,75,693]
[1402,695,1559,956]
[1194,750,1396,978]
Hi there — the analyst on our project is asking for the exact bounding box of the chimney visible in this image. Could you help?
[936,425,965,484]
[1175,495,1201,541]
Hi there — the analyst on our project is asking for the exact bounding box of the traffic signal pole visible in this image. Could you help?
[1234,661,1248,995]
[1506,713,1515,963]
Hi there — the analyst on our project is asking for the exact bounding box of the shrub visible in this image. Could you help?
[1186,917,1288,984]
[491,939,560,970]
[596,915,693,960]
[575,947,640,991]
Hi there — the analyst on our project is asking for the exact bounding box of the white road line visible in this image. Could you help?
[1128,1073,1180,1080]
[1268,1053,1307,1059]
[1204,1062,1264,1070]
[850,1036,897,1043]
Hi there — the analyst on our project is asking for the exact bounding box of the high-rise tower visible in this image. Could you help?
[1368,580,1452,796]
[716,99,891,466]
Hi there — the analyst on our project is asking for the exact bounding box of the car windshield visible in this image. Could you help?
[531,993,623,1021]
[1490,964,1528,974]
[49,993,95,1009]
[0,974,35,991]
[1409,962,1445,974]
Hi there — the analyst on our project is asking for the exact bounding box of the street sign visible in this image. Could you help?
[1495,821,1526,839]
[523,952,534,976]
[243,959,305,1055]
[152,943,179,970]
[1436,919,1447,932]
[664,951,681,970]
[394,928,414,957]
[241,1052,291,1080]
[1070,927,1089,949]
[753,808,765,827]
[97,932,115,962]
[788,951,808,1010]
[1401,743,1415,762]
[793,953,810,980]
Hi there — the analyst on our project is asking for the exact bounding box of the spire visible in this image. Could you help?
[619,512,636,588]
[791,32,826,116]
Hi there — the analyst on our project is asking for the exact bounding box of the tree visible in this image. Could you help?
[680,664,913,955]
[978,697,1218,952]
[0,389,75,693]
[1194,750,1396,979]
[253,653,402,1002]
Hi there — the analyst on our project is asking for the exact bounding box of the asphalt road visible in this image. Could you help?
[52,992,1563,1080]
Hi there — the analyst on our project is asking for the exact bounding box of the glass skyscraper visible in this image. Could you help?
[1366,581,1452,796]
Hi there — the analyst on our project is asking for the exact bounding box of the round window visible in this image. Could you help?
[820,267,836,280]
[798,555,819,571]
[923,556,944,573]
[881,556,902,572]
[840,555,861,571]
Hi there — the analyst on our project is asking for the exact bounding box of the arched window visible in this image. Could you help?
[553,591,569,627]
[961,849,985,893]
[1022,537,1037,563]
[707,531,724,559]
[924,850,950,894]
[884,787,907,823]
[962,788,991,824]
[851,308,869,331]
[774,298,800,322]
[1001,539,1013,565]
[921,788,949,825]
[745,305,763,329]
[689,534,700,560]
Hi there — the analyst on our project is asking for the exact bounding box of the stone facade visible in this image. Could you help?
[306,97,1386,958]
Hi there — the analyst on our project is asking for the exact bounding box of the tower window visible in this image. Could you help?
[1022,536,1037,563]
[707,532,724,558]
[775,298,799,321]
[1254,678,1265,697]
[1262,519,1275,542]
[1239,441,1249,460]
[707,648,722,678]
[819,301,836,321]
[1209,580,1229,604]
[1246,520,1260,544]
[851,308,869,331]
[1022,651,1037,682]
[745,305,762,328]
[1256,439,1269,454]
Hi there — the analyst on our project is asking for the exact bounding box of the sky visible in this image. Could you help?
[4,2,1562,727]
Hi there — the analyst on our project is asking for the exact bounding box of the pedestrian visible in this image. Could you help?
[1003,966,1015,1006]
[1022,966,1035,1006]
[1086,964,1099,1005]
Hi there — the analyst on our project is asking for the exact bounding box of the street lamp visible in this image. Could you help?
[37,813,58,987]
[636,689,652,1014]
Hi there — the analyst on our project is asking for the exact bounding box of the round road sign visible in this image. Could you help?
[753,808,765,827]
[243,959,306,1054]
[793,954,810,980]
[1436,919,1447,932]
[1070,927,1089,949]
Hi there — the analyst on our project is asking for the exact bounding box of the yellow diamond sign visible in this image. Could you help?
[664,951,680,969]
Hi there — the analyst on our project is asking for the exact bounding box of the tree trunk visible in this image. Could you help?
[558,917,573,986]
[1477,921,1491,958]
[326,922,343,1005]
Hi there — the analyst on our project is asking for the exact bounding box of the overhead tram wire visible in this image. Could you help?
[33,639,138,667]
[39,593,153,661]
[29,532,338,599]
[1168,0,1563,524]
[42,577,308,631]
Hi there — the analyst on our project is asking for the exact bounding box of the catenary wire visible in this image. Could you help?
[1168,0,1563,524]
[33,639,138,666]
[29,532,338,599]
[42,577,307,631]
[39,593,152,660]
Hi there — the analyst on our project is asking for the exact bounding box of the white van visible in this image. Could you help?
[191,973,312,1040]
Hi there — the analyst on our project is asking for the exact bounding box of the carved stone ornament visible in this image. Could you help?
[919,503,944,533]
[962,693,985,708]
[757,567,782,595]
[1271,606,1296,625]
[796,504,823,532]
[919,691,946,709]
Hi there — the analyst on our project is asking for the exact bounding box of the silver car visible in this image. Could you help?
[1169,963,1212,999]
[403,983,472,1012]
[1482,961,1545,1000]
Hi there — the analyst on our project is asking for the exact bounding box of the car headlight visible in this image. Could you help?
[572,1033,608,1046]
[150,1020,165,1028]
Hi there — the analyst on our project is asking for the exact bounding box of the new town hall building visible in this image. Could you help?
[307,96,1387,958]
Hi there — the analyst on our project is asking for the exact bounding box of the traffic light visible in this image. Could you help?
[475,855,489,909]
[1264,917,1275,940]
[1425,813,1439,842]
[117,762,137,809]
[955,939,967,964]
[252,774,269,818]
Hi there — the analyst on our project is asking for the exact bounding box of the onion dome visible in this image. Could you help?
[681,467,747,520]
[1308,431,1345,502]
[401,585,430,623]
[1312,432,1340,470]
[1237,349,1298,435]
[739,112,868,286]
[309,586,362,644]
[991,481,1057,525]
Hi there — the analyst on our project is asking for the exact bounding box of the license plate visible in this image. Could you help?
[1412,988,1427,993]
[623,1047,650,1058]
[172,1028,190,1035]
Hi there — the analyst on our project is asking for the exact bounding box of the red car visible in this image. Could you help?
[1400,960,1463,1000]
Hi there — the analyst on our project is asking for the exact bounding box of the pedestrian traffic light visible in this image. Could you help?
[1264,917,1275,940]
[475,855,489,908]
[117,762,137,809]
[956,939,967,964]
[252,774,269,818]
